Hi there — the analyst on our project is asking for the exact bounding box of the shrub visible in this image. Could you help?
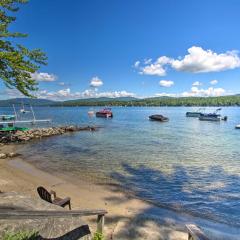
[3,230,39,240]
[93,231,104,240]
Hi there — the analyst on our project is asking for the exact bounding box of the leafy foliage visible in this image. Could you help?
[0,0,47,96]
[3,230,39,240]
[93,231,104,240]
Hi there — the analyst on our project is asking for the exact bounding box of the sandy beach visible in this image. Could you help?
[0,144,191,240]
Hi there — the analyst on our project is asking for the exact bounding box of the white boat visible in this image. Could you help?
[235,124,240,129]
[20,102,30,114]
[88,108,95,117]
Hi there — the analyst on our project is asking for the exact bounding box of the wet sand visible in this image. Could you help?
[0,145,239,240]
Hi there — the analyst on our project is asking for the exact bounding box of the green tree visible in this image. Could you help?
[0,0,47,97]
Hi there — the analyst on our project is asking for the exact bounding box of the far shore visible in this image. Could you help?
[0,144,239,239]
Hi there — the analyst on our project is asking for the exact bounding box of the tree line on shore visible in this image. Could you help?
[52,95,240,107]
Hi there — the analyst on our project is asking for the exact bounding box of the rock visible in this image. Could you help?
[0,125,98,145]
[7,152,19,158]
[0,153,7,159]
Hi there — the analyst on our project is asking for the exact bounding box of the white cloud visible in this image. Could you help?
[155,93,176,97]
[31,72,57,82]
[192,81,202,86]
[135,46,240,76]
[210,79,218,85]
[140,56,171,76]
[159,80,174,87]
[134,61,140,68]
[171,47,240,73]
[155,86,226,98]
[36,88,135,100]
[58,88,71,97]
[144,58,152,64]
[182,87,225,97]
[90,76,103,87]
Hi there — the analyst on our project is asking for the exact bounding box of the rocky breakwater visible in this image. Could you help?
[0,125,98,145]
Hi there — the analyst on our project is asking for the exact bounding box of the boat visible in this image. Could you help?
[199,113,221,121]
[0,105,51,125]
[88,108,95,117]
[186,108,204,117]
[96,108,113,118]
[235,124,240,129]
[88,110,95,117]
[149,114,169,122]
[199,108,227,122]
[0,125,29,132]
[20,102,30,114]
[0,115,16,121]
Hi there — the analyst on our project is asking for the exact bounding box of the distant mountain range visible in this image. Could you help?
[0,98,56,107]
[0,97,138,107]
[1,95,240,107]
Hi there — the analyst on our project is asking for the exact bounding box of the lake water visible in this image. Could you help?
[2,106,240,229]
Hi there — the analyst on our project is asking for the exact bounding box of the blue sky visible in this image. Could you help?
[1,0,240,100]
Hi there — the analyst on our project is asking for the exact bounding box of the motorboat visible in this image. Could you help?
[235,124,240,129]
[149,114,169,122]
[88,110,95,117]
[199,108,227,122]
[199,113,221,121]
[96,108,113,118]
[186,108,204,117]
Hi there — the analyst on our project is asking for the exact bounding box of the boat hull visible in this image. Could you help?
[149,115,169,122]
[0,115,16,121]
[199,114,221,121]
[96,112,113,118]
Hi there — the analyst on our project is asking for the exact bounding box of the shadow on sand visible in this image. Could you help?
[98,163,240,239]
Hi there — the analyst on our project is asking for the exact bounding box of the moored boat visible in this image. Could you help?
[88,108,95,117]
[186,108,204,117]
[199,113,221,121]
[149,114,169,122]
[0,126,29,132]
[0,115,16,121]
[96,108,113,118]
[198,108,227,122]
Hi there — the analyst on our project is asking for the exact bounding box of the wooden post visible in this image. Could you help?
[97,214,105,234]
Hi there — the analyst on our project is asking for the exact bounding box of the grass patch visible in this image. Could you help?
[3,230,39,240]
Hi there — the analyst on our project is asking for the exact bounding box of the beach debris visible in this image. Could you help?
[0,125,99,144]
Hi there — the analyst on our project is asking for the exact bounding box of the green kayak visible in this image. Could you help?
[0,127,29,132]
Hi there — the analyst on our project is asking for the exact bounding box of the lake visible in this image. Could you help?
[2,106,240,229]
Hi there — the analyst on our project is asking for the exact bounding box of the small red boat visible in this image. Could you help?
[96,108,113,118]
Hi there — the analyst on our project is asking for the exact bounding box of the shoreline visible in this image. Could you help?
[0,147,240,239]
